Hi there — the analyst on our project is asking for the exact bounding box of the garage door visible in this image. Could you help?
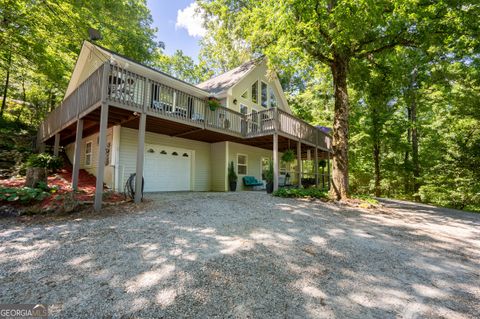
[144,145,192,192]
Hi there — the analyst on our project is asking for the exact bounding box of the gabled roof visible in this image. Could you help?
[65,41,209,99]
[196,58,262,95]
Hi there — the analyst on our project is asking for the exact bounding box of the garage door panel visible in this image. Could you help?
[144,145,192,192]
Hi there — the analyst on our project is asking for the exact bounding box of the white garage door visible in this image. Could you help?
[144,145,192,192]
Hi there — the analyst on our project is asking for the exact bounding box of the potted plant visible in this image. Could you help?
[228,161,238,191]
[265,160,274,193]
[207,96,221,111]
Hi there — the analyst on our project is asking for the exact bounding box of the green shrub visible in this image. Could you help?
[228,161,237,183]
[351,194,379,205]
[273,188,328,199]
[0,187,50,204]
[26,153,63,170]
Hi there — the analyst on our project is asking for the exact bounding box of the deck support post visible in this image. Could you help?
[53,133,60,156]
[273,133,279,192]
[314,148,319,189]
[297,141,302,188]
[327,151,331,190]
[94,103,109,212]
[72,119,83,191]
[135,112,146,203]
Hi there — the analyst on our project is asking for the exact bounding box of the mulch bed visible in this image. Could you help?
[0,166,125,215]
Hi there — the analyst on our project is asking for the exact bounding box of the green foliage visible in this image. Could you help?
[199,0,479,208]
[228,161,237,183]
[281,149,296,163]
[273,188,328,200]
[1,0,158,123]
[264,160,274,183]
[153,50,213,84]
[207,98,221,111]
[26,153,63,170]
[0,187,49,204]
[351,194,379,205]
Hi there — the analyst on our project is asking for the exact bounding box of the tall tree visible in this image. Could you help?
[199,0,471,200]
[0,0,158,121]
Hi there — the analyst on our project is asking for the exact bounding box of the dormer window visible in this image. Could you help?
[251,81,258,104]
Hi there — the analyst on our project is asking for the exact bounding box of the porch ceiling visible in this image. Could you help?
[47,105,330,159]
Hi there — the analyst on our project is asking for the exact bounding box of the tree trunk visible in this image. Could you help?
[404,106,411,195]
[410,69,420,201]
[329,53,350,200]
[25,167,47,188]
[0,53,12,118]
[373,141,381,197]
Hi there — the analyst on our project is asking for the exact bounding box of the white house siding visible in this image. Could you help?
[227,141,273,191]
[118,127,211,192]
[65,127,114,188]
[227,61,288,114]
[210,142,228,191]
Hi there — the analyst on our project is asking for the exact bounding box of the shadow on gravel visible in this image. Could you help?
[1,192,479,318]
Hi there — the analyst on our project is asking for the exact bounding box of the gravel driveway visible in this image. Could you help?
[1,192,479,318]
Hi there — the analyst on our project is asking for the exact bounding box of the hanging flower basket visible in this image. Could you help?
[281,149,296,163]
[207,97,221,111]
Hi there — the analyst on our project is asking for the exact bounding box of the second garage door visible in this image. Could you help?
[144,145,192,192]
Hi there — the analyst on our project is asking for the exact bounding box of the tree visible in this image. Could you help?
[153,49,213,84]
[199,0,469,200]
[0,0,158,122]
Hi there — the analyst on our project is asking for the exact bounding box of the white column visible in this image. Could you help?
[273,133,279,191]
[135,112,146,203]
[94,103,109,211]
[111,125,121,191]
[297,141,302,188]
[53,133,60,156]
[72,119,83,191]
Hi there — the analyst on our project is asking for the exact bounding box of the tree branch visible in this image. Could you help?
[356,35,417,58]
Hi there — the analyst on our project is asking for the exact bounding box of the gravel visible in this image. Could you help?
[1,192,479,318]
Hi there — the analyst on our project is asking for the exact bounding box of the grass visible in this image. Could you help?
[272,188,329,200]
[351,194,379,205]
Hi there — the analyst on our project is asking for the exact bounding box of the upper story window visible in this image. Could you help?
[269,87,277,108]
[241,90,248,99]
[251,81,258,104]
[261,82,268,108]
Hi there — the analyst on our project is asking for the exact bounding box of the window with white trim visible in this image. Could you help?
[237,154,247,175]
[241,90,248,99]
[85,141,92,166]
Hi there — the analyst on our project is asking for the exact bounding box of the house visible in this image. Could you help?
[37,41,332,210]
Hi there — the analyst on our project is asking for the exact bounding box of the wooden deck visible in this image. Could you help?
[38,62,332,152]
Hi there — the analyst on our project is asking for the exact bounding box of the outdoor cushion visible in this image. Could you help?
[243,176,263,187]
